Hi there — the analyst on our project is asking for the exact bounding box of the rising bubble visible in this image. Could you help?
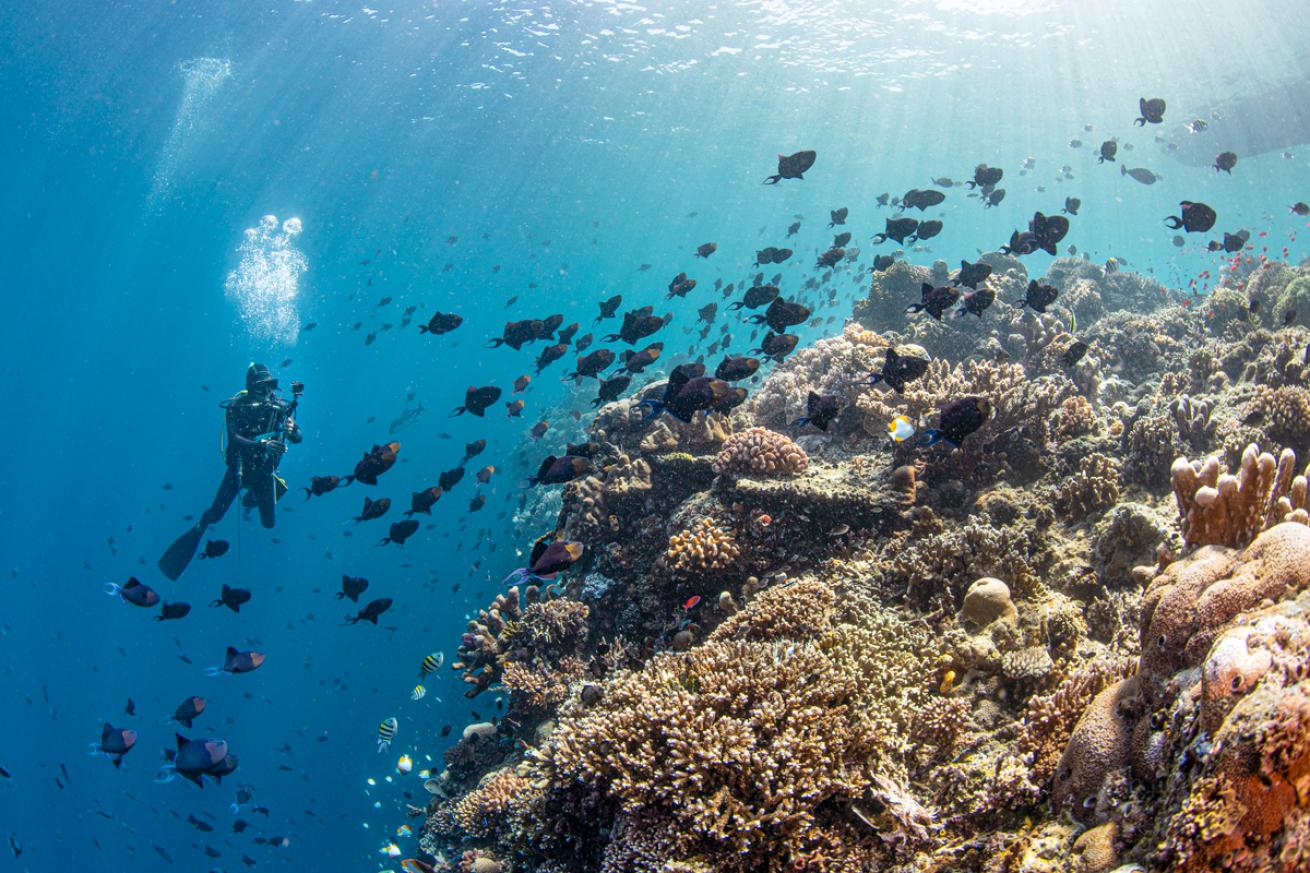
[149,57,233,203]
[224,215,307,346]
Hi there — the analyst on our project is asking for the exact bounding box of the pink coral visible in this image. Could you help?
[1139,522,1310,689]
[1050,677,1140,822]
[711,427,808,478]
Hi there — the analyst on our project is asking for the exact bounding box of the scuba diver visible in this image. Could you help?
[158,363,303,581]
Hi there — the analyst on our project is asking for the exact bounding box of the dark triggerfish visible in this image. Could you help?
[1164,201,1217,234]
[763,149,816,184]
[336,575,369,602]
[861,345,930,393]
[919,397,992,448]
[451,385,502,417]
[792,392,844,432]
[344,597,393,626]
[906,284,960,321]
[344,442,400,486]
[378,520,419,547]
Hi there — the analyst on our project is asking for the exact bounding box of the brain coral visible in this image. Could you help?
[1139,522,1310,690]
[711,427,808,478]
[1051,676,1140,822]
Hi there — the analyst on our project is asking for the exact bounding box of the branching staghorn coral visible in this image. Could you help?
[563,453,652,541]
[1053,395,1096,441]
[707,578,835,644]
[639,412,734,455]
[529,639,887,871]
[1251,384,1310,447]
[1053,452,1121,521]
[744,323,888,432]
[450,768,535,838]
[1018,655,1137,787]
[454,586,589,698]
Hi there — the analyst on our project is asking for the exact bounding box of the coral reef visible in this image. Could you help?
[421,258,1310,873]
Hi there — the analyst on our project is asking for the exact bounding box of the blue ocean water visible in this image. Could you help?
[1,1,1309,870]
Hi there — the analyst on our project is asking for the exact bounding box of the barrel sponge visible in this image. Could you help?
[1139,522,1310,692]
[1051,677,1139,822]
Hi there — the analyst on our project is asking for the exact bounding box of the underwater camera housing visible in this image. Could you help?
[290,380,304,397]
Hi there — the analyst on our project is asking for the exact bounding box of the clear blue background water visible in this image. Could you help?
[2,1,1309,870]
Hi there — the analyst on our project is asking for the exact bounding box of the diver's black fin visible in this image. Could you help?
[158,523,207,582]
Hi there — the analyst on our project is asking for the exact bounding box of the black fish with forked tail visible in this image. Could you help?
[451,385,501,417]
[1164,201,1216,233]
[918,396,992,448]
[486,319,538,350]
[343,597,392,626]
[406,486,442,516]
[335,575,369,602]
[591,374,631,408]
[505,537,585,586]
[353,496,391,524]
[594,294,622,324]
[763,149,816,184]
[1017,280,1060,312]
[565,349,615,383]
[618,342,663,375]
[905,283,959,321]
[728,284,779,311]
[859,345,930,394]
[872,217,918,245]
[419,311,462,335]
[953,259,992,289]
[748,298,811,334]
[209,584,252,614]
[751,332,799,360]
[527,454,592,486]
[792,392,843,432]
[343,442,400,486]
[1134,96,1166,126]
[378,520,419,546]
[641,367,737,424]
[301,475,341,500]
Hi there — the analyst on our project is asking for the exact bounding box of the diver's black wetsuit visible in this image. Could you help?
[202,390,302,530]
[158,363,303,581]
